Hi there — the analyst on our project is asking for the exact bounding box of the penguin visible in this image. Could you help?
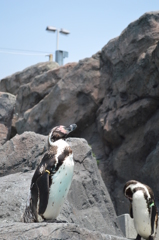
[22,123,77,223]
[124,180,158,240]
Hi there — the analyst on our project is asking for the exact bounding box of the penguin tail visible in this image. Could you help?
[21,205,36,223]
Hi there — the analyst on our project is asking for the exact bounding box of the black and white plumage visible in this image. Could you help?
[22,124,77,222]
[124,180,158,240]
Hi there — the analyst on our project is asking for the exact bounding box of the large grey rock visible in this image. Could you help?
[0,135,121,237]
[15,62,77,118]
[0,61,59,95]
[142,139,159,200]
[0,132,47,176]
[62,138,119,235]
[96,11,159,214]
[0,222,127,240]
[15,55,103,135]
[0,92,16,144]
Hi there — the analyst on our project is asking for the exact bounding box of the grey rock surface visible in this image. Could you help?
[15,55,102,135]
[0,222,127,240]
[97,11,159,214]
[62,138,119,235]
[0,61,59,95]
[0,132,47,176]
[15,62,77,118]
[0,135,121,237]
[0,132,124,240]
[0,92,16,145]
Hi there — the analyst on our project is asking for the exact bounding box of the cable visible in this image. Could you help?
[0,50,50,56]
[0,47,52,54]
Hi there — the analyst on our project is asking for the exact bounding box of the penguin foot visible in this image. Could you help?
[135,234,141,240]
[45,219,68,223]
[148,236,154,240]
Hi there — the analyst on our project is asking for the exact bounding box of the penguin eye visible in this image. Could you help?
[51,133,59,141]
[125,187,133,200]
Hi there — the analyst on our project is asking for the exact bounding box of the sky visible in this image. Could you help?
[0,0,159,80]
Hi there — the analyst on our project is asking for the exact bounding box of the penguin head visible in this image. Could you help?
[124,180,155,207]
[48,124,77,145]
[123,180,138,201]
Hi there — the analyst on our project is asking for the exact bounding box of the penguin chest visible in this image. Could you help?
[133,191,151,238]
[43,154,74,219]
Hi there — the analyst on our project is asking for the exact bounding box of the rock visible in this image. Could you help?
[14,62,77,118]
[61,138,120,235]
[0,132,47,176]
[0,222,127,240]
[15,54,104,135]
[97,98,159,147]
[0,135,121,237]
[0,171,32,222]
[0,61,59,95]
[141,125,159,201]
[97,11,159,214]
[0,92,16,145]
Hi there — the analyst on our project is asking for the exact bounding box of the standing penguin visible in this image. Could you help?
[22,123,77,222]
[124,180,158,240]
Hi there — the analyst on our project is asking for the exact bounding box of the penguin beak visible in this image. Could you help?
[63,124,77,135]
[55,124,77,136]
[49,124,77,143]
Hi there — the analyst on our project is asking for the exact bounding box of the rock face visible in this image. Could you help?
[0,133,123,239]
[1,11,159,219]
[0,92,16,145]
[97,12,159,214]
[14,57,101,135]
[0,61,59,95]
[14,62,77,119]
[0,222,126,240]
[0,132,47,176]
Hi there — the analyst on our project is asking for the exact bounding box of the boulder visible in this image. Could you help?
[0,132,47,176]
[0,222,127,240]
[0,135,121,235]
[97,11,159,214]
[0,92,16,145]
[14,62,77,118]
[15,54,104,135]
[0,135,124,239]
[0,61,59,95]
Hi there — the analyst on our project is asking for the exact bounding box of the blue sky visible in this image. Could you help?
[0,0,159,80]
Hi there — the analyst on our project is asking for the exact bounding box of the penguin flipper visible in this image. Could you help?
[135,234,141,240]
[149,236,154,240]
[37,172,50,215]
[130,203,133,218]
[31,152,56,184]
[150,204,156,236]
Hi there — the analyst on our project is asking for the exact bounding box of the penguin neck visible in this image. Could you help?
[48,136,66,147]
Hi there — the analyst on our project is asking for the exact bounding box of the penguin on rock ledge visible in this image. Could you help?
[22,123,77,223]
[124,180,158,240]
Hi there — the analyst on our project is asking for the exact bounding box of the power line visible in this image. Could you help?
[0,47,52,54]
[0,50,49,56]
